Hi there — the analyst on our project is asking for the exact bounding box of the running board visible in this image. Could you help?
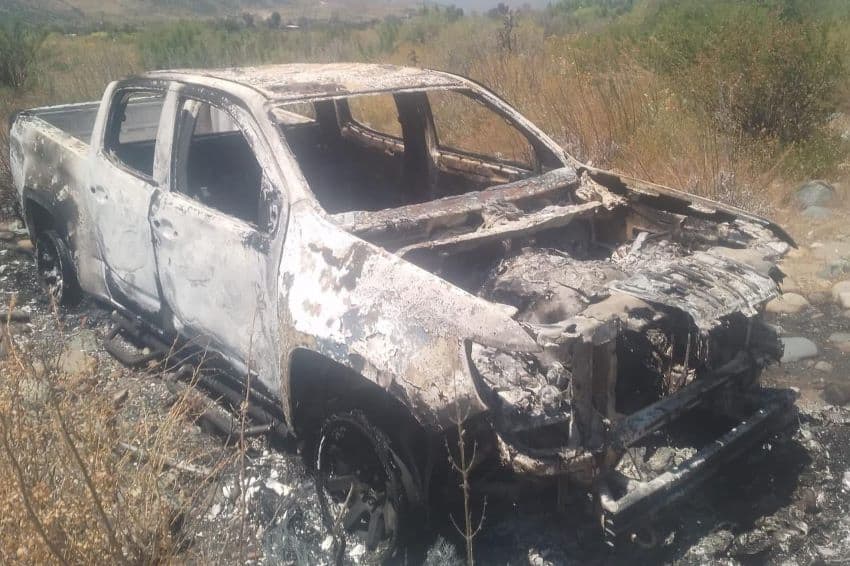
[103,310,170,367]
[102,311,291,440]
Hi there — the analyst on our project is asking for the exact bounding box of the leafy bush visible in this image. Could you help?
[0,20,45,90]
[644,1,845,142]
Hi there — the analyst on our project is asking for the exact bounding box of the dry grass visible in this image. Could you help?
[443,48,787,214]
[0,301,235,564]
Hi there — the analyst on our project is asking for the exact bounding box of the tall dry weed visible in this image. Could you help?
[0,302,230,564]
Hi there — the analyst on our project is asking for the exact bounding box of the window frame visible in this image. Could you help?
[103,86,168,183]
[168,86,282,234]
[427,89,540,173]
[336,94,406,148]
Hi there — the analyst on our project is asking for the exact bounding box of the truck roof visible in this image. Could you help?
[145,63,466,102]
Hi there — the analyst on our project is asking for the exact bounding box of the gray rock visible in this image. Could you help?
[802,205,832,220]
[766,293,809,314]
[808,291,831,305]
[795,180,835,209]
[828,332,850,352]
[843,471,850,491]
[58,330,99,375]
[66,329,98,351]
[781,337,818,362]
[825,382,850,406]
[832,281,850,303]
[815,361,834,372]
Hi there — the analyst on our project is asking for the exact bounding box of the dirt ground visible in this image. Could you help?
[1,187,849,565]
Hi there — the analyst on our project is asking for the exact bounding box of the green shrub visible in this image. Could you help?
[0,20,45,90]
[643,1,845,142]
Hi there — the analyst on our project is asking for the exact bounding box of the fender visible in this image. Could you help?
[277,203,539,430]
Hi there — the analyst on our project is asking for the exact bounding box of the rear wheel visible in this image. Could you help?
[315,411,413,562]
[35,229,81,306]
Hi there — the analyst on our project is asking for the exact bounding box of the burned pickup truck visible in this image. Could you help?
[9,63,794,554]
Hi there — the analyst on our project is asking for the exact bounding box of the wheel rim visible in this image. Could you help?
[36,236,64,303]
[316,417,400,553]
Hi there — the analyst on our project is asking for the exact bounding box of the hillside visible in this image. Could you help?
[0,0,418,23]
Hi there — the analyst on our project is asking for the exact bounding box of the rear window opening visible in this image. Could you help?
[276,88,557,214]
[106,90,165,178]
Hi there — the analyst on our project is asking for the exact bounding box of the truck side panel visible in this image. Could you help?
[10,115,107,300]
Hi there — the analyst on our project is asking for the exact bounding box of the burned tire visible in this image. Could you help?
[35,229,81,307]
[315,411,414,563]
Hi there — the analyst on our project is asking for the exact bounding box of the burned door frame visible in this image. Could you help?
[89,81,171,314]
[149,82,288,383]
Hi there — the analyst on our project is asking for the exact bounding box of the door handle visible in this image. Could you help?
[89,186,108,202]
[153,218,178,239]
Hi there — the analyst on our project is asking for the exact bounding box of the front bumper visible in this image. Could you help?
[598,387,796,542]
[494,367,797,539]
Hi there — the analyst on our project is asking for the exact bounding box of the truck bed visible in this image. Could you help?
[25,101,101,144]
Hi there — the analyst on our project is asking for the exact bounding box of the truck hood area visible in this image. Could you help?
[334,166,791,464]
[333,166,790,332]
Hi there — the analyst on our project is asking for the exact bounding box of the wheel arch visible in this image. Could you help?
[22,192,59,239]
[287,347,426,438]
[286,347,434,495]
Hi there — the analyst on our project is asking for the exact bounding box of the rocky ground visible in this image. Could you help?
[2,180,850,565]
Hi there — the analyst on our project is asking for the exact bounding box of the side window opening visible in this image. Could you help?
[345,94,403,139]
[278,96,407,214]
[107,90,165,178]
[428,90,536,170]
[174,98,265,228]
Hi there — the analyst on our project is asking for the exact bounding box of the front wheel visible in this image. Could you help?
[35,229,81,307]
[315,411,414,563]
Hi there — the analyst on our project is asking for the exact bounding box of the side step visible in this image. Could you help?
[103,310,170,367]
[102,313,290,441]
[163,370,288,443]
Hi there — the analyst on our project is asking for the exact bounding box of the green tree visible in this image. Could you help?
[267,11,282,29]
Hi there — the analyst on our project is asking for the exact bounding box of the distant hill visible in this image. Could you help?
[441,0,550,10]
[0,0,419,24]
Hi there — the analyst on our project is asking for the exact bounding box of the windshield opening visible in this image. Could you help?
[274,88,557,214]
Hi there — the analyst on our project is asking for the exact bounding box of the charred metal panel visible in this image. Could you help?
[278,204,538,428]
[10,113,108,300]
[149,64,466,102]
[609,251,780,330]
